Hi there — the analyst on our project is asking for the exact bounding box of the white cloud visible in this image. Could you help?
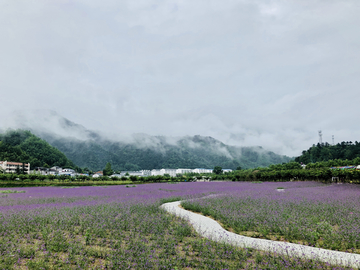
[0,0,359,156]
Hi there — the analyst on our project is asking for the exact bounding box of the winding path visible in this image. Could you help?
[161,200,360,268]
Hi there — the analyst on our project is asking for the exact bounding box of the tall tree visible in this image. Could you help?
[103,162,113,176]
[213,166,223,175]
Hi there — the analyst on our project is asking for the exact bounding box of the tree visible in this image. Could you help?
[15,165,21,175]
[213,166,223,175]
[103,162,113,176]
[129,175,139,182]
[236,166,242,171]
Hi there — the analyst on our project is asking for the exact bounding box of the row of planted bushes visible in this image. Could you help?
[230,168,360,183]
[3,169,360,184]
[0,172,233,183]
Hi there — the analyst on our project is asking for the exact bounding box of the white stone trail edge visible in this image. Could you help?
[161,201,360,269]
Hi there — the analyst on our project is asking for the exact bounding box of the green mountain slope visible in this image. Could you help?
[2,110,292,171]
[0,130,75,169]
[295,141,360,164]
[46,133,291,171]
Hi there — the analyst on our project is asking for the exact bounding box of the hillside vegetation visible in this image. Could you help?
[0,130,75,169]
[4,111,292,171]
[295,141,360,164]
[45,134,291,171]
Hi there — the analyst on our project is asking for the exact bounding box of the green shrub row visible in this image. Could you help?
[230,168,360,183]
[0,172,234,183]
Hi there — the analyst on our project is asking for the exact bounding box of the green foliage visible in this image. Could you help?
[159,196,183,204]
[0,130,75,170]
[296,141,360,164]
[129,175,138,181]
[103,162,112,176]
[229,157,360,183]
[0,190,26,193]
[213,166,223,175]
[45,134,292,171]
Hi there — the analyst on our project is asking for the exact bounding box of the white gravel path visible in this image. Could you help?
[161,200,360,268]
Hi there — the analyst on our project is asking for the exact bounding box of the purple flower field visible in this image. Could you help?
[0,181,327,212]
[0,181,356,269]
[0,182,239,214]
[182,182,360,253]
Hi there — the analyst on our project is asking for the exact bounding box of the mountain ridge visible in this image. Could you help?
[1,110,292,171]
[0,129,75,169]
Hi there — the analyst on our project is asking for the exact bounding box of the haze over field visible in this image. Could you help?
[1,1,359,156]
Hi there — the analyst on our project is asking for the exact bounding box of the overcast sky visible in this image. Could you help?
[0,0,359,156]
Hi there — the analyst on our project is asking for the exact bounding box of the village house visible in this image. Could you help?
[176,168,193,175]
[0,161,30,174]
[32,167,57,175]
[192,168,213,174]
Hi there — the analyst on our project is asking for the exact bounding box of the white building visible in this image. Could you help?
[161,169,177,177]
[58,168,76,177]
[151,169,162,176]
[176,168,193,175]
[120,171,145,177]
[30,167,59,175]
[150,169,178,177]
[51,166,63,173]
[141,170,151,176]
[192,168,213,174]
[0,161,30,174]
[223,169,233,173]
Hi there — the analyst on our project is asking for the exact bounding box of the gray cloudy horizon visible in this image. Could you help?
[0,0,359,157]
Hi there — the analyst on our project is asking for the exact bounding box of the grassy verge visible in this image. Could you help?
[0,189,26,193]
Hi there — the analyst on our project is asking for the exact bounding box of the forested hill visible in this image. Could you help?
[295,141,360,164]
[44,133,292,171]
[1,111,291,171]
[0,130,75,169]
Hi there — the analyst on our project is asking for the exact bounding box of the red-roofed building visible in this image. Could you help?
[0,161,30,174]
[92,171,103,178]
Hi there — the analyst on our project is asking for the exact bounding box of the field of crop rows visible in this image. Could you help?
[0,182,358,269]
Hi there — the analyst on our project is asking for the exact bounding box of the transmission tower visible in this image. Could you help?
[332,135,334,145]
[318,130,322,144]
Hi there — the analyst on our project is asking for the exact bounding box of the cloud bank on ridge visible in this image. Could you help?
[0,0,359,156]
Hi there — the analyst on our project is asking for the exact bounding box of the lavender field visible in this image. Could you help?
[0,182,355,269]
[182,182,360,253]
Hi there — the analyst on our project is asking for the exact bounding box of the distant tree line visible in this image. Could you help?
[228,158,360,184]
[2,159,360,185]
[0,165,234,183]
[295,141,360,163]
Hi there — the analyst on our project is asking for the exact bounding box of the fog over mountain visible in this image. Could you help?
[3,110,99,141]
[0,110,291,171]
[1,1,359,156]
